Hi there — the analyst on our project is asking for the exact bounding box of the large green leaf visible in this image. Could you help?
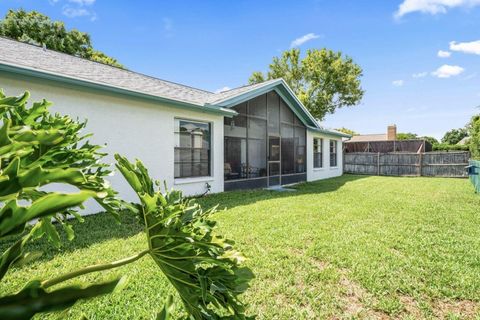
[0,190,97,239]
[0,91,121,220]
[0,277,124,320]
[157,296,175,320]
[115,154,254,319]
[0,90,127,318]
[0,161,86,200]
[0,234,32,281]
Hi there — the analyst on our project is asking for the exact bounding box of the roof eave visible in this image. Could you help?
[208,78,320,127]
[307,125,352,138]
[0,62,236,117]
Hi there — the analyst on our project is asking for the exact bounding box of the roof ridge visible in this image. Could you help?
[0,36,214,95]
[215,78,279,94]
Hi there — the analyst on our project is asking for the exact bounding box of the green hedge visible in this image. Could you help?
[432,143,470,152]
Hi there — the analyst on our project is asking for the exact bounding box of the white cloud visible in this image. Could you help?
[395,0,480,18]
[62,0,96,20]
[62,7,90,18]
[431,64,465,78]
[290,33,321,48]
[449,40,480,55]
[412,71,428,78]
[437,50,451,58]
[392,80,404,86]
[68,0,96,5]
[215,86,231,93]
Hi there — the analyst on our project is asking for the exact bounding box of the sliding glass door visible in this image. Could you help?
[268,135,281,187]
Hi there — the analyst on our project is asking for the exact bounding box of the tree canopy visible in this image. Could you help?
[396,132,418,140]
[396,133,438,145]
[249,48,364,120]
[441,128,468,145]
[335,127,358,136]
[0,9,123,68]
[420,136,439,145]
[468,114,480,159]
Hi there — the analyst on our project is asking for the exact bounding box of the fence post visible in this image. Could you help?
[419,152,423,176]
[377,152,380,176]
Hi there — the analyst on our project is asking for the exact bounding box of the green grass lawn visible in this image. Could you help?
[1,175,480,319]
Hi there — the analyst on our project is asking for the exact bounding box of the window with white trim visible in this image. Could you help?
[174,119,211,178]
[313,138,323,168]
[330,140,337,167]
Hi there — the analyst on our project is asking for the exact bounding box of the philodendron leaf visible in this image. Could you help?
[0,118,12,146]
[13,128,65,145]
[0,277,124,320]
[115,154,254,320]
[0,234,32,281]
[39,218,61,248]
[0,91,29,109]
[23,100,51,125]
[11,251,43,268]
[0,90,127,318]
[0,191,97,239]
[0,163,86,200]
[157,296,175,320]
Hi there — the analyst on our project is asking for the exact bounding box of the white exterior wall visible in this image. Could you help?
[1,73,224,212]
[306,130,344,181]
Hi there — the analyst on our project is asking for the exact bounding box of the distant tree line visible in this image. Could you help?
[0,9,123,68]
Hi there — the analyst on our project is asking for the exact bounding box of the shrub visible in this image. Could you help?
[0,91,253,319]
[116,155,254,319]
[468,114,480,159]
[0,91,123,319]
[432,143,469,152]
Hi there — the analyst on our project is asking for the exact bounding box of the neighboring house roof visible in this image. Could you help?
[0,37,347,138]
[457,137,470,145]
[347,134,387,142]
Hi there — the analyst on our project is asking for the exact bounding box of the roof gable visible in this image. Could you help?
[207,79,319,128]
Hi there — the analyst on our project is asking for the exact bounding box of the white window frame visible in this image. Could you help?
[313,138,323,168]
[329,140,338,167]
[174,118,212,179]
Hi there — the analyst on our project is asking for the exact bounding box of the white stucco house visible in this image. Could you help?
[0,37,349,205]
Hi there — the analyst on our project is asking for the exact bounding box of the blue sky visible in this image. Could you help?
[1,0,480,139]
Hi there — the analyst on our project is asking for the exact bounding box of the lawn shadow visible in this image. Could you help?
[197,174,368,210]
[0,174,366,265]
[0,210,144,263]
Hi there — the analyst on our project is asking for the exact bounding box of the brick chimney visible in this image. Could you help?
[387,125,397,140]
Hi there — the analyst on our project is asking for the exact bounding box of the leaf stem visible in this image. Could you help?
[41,249,150,288]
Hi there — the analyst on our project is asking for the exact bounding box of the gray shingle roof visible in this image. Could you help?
[0,38,293,109]
[207,79,280,104]
[0,36,215,106]
[0,37,348,137]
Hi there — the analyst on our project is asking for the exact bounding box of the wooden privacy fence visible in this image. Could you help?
[344,151,469,178]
